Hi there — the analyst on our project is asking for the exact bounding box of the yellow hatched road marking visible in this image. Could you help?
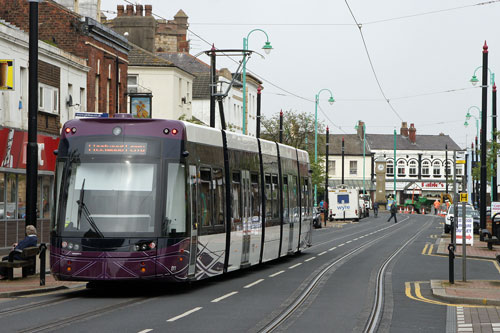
[421,244,429,255]
[427,244,434,255]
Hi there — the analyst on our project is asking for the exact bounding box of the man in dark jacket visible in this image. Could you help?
[387,203,398,223]
[0,225,37,279]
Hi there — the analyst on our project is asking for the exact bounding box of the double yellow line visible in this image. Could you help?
[405,281,492,308]
[422,243,434,255]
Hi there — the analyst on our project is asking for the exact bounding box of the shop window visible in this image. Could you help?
[6,174,16,219]
[38,83,59,114]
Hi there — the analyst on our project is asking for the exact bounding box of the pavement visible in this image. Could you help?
[0,248,85,297]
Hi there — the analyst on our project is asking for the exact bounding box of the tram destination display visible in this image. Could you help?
[85,142,147,155]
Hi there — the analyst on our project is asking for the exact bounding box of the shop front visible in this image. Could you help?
[0,127,59,248]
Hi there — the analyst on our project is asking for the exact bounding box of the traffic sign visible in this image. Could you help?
[456,151,466,164]
[460,192,468,202]
[456,217,474,245]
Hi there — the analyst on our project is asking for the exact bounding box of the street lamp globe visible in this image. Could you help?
[464,120,469,127]
[466,112,471,120]
[470,75,479,86]
[262,41,273,55]
[328,96,335,105]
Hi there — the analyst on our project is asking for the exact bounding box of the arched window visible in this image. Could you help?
[409,160,417,177]
[433,161,441,177]
[386,160,394,176]
[397,160,406,176]
[422,161,430,177]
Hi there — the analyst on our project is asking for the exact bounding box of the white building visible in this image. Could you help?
[127,44,194,120]
[327,121,465,205]
[0,19,89,131]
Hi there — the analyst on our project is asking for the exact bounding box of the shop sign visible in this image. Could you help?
[0,128,59,171]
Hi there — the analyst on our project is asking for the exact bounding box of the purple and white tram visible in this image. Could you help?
[50,116,313,282]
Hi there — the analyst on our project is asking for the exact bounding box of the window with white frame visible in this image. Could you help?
[386,160,394,176]
[127,74,138,93]
[349,161,357,175]
[433,161,441,177]
[456,165,463,176]
[409,160,417,177]
[422,161,430,176]
[38,83,59,114]
[397,160,406,176]
[329,161,336,177]
[445,160,452,176]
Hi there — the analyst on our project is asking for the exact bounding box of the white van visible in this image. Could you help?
[328,185,361,221]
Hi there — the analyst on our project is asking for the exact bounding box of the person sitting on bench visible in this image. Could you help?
[0,225,37,280]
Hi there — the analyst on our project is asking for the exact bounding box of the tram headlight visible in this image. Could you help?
[134,245,140,251]
[62,241,68,248]
[141,244,147,251]
[67,243,74,250]
[73,244,80,251]
[163,128,170,135]
[149,242,156,249]
[171,128,178,135]
[112,126,122,136]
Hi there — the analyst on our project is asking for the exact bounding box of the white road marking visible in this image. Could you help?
[338,244,344,247]
[353,238,359,240]
[346,240,352,243]
[329,246,337,251]
[211,291,238,303]
[305,257,316,262]
[244,279,264,289]
[318,251,327,256]
[138,330,153,333]
[289,263,302,269]
[269,270,285,277]
[167,307,203,322]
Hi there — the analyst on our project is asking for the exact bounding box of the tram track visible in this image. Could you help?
[258,215,432,333]
[18,296,153,333]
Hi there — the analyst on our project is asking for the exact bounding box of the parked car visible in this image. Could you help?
[313,207,322,228]
[444,204,479,234]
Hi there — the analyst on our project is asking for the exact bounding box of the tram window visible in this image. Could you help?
[265,174,272,219]
[302,177,308,215]
[250,173,260,218]
[165,163,186,234]
[232,172,242,224]
[200,168,212,227]
[41,175,51,219]
[290,176,297,219]
[271,175,279,219]
[53,162,64,231]
[283,176,289,220]
[213,168,224,226]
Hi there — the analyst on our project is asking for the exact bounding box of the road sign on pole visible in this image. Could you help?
[460,192,469,202]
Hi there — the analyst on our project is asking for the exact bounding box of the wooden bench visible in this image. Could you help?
[0,246,39,280]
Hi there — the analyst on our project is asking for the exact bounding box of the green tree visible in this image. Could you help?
[472,136,499,182]
[261,109,327,194]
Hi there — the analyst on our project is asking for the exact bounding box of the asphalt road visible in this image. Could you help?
[1,213,499,332]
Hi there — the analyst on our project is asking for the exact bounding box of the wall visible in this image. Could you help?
[0,21,88,134]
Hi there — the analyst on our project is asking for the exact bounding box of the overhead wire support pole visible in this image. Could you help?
[480,42,489,241]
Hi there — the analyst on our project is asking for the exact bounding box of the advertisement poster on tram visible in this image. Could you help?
[456,217,474,245]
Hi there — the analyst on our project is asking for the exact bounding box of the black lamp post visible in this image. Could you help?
[480,41,489,240]
[445,144,449,194]
[279,110,283,143]
[26,0,39,228]
[341,136,345,184]
[325,126,329,210]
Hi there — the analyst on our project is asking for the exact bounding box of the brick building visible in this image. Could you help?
[0,0,130,119]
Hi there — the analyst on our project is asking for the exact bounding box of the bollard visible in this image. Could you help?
[39,243,47,286]
[448,243,455,284]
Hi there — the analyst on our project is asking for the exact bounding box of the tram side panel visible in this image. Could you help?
[183,140,227,280]
[260,140,281,263]
[297,151,313,250]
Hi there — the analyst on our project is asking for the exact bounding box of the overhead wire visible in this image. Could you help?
[344,0,403,121]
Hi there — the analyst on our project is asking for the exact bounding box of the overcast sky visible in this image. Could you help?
[102,0,500,149]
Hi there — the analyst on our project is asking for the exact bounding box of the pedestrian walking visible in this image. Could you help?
[323,201,329,227]
[433,199,440,215]
[387,203,397,223]
[373,202,379,218]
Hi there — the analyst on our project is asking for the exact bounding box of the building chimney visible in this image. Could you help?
[357,120,365,140]
[135,5,143,16]
[117,5,124,17]
[145,5,152,16]
[400,121,409,137]
[409,123,416,143]
[126,5,134,16]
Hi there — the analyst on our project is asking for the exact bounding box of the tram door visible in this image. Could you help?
[241,170,251,265]
[188,165,198,277]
